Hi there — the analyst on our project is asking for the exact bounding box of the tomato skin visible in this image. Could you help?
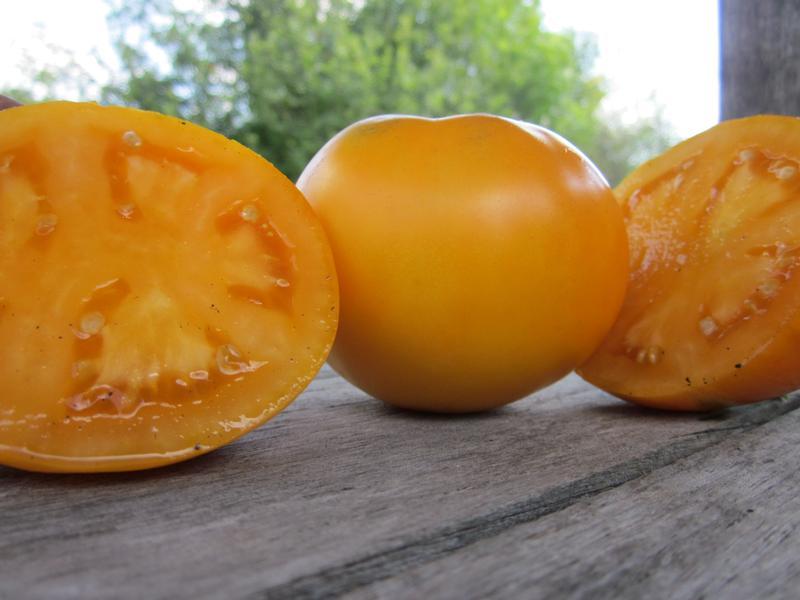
[298,114,628,412]
[579,115,800,411]
[0,102,338,472]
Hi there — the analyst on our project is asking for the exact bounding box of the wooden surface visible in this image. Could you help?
[2,367,800,599]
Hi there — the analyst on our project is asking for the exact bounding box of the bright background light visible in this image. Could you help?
[0,0,720,139]
[1,0,115,88]
[541,0,719,139]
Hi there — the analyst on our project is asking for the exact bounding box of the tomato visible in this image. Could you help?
[298,114,628,412]
[579,115,800,411]
[0,102,338,472]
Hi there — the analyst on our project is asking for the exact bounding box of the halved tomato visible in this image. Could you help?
[0,102,337,471]
[579,115,800,411]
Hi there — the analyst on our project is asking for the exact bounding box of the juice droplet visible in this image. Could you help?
[757,278,781,299]
[71,360,96,381]
[777,255,796,270]
[646,346,663,365]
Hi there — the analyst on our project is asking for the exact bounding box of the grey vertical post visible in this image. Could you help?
[720,0,800,119]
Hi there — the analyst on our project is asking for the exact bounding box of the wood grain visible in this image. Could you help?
[0,369,797,599]
[350,399,800,600]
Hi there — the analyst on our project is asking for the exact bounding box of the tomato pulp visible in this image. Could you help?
[0,102,338,471]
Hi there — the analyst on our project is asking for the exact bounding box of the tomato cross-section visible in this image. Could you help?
[579,115,800,411]
[0,102,338,471]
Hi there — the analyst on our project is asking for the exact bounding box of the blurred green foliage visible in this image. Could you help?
[6,0,676,183]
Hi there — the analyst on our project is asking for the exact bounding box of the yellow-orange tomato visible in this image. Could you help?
[580,115,800,411]
[298,114,628,412]
[0,102,338,472]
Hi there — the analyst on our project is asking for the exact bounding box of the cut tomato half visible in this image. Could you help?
[580,115,800,411]
[0,102,338,471]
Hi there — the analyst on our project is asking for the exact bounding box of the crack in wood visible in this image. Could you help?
[257,394,800,600]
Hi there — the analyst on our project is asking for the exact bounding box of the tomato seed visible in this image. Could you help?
[646,346,663,365]
[699,316,719,337]
[121,130,142,148]
[35,214,58,236]
[79,312,105,336]
[240,204,260,223]
[117,203,136,219]
[738,149,756,162]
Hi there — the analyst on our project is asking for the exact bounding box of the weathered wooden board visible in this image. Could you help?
[0,368,797,599]
[351,400,800,600]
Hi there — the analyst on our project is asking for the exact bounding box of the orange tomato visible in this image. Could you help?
[580,115,800,411]
[298,114,628,412]
[0,102,338,472]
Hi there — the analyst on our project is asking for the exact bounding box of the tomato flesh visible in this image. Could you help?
[579,115,800,410]
[0,102,338,471]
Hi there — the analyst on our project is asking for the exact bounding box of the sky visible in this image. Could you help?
[540,0,720,139]
[0,0,720,140]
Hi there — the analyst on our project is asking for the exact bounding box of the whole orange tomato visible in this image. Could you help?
[298,114,628,412]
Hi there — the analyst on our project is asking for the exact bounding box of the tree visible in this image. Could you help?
[7,0,675,183]
[588,109,675,188]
